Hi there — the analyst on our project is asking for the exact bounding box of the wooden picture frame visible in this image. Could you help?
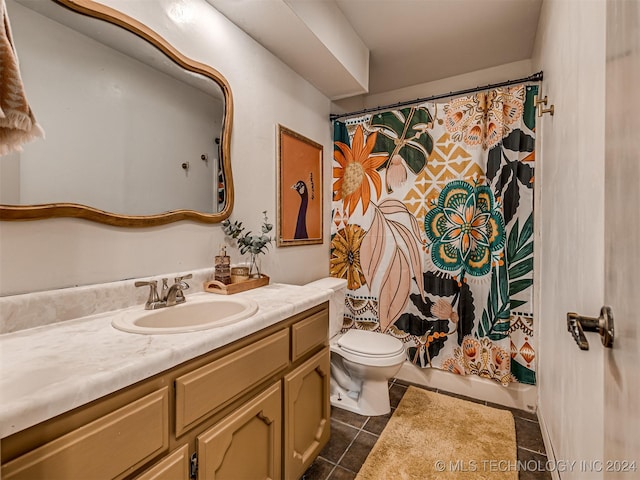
[277,125,323,247]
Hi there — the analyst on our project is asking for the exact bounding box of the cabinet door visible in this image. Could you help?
[283,348,330,480]
[135,445,190,480]
[197,382,281,480]
[2,388,169,480]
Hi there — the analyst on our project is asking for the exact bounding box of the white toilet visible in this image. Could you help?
[304,277,407,416]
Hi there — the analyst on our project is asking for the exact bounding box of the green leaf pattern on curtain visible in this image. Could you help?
[331,85,538,386]
[507,213,534,310]
[369,107,434,187]
[478,263,511,341]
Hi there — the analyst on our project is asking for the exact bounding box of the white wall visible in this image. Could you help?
[532,0,606,477]
[0,152,20,204]
[604,0,640,464]
[285,0,369,96]
[332,59,534,114]
[0,0,332,296]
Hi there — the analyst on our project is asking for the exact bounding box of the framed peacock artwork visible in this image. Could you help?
[277,124,323,247]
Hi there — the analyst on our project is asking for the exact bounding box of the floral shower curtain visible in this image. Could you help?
[331,84,537,386]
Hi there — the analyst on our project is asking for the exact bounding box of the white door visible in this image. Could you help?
[604,0,640,474]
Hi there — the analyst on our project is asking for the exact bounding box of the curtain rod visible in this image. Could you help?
[329,71,544,122]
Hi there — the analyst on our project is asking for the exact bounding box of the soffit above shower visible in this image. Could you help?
[206,0,370,100]
[206,0,542,100]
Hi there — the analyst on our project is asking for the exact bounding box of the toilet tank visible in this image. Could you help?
[304,277,347,338]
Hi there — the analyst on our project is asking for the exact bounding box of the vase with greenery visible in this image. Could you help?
[221,211,273,277]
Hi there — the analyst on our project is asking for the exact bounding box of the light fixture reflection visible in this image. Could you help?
[168,1,195,24]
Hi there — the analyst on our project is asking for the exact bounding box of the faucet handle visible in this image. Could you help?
[173,274,192,304]
[135,279,157,290]
[160,278,169,300]
[135,280,161,309]
[174,273,193,283]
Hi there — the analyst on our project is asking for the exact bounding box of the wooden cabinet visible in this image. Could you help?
[2,388,170,480]
[1,302,329,480]
[175,329,289,436]
[291,310,329,362]
[136,445,190,480]
[284,349,331,480]
[197,382,282,480]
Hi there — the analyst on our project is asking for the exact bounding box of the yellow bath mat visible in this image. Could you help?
[355,386,518,480]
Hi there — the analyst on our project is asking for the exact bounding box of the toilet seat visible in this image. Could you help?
[332,329,406,366]
[337,329,404,356]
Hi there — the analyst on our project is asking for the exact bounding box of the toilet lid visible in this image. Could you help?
[337,329,404,356]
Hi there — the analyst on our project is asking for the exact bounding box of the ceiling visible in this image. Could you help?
[208,0,543,100]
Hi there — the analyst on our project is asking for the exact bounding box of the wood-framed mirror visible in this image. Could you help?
[0,0,234,227]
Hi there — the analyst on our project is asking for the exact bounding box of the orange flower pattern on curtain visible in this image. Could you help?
[333,126,388,216]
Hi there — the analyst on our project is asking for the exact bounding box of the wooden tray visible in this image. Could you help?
[203,274,269,295]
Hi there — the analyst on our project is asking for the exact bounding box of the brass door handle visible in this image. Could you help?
[567,306,614,350]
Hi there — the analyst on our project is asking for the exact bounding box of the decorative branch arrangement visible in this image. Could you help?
[221,211,273,276]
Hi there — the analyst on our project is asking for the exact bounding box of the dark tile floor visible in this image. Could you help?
[303,379,552,480]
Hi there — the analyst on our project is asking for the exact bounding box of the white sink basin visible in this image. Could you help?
[111,294,259,334]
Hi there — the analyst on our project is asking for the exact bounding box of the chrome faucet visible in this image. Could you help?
[163,274,192,307]
[136,273,192,310]
[134,280,164,310]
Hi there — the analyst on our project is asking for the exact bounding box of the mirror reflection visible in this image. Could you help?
[0,0,232,224]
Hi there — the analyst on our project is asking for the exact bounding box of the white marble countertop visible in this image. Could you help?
[0,283,330,438]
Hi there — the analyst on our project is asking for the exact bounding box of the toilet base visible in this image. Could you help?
[330,378,391,416]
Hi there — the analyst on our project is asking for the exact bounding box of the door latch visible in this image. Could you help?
[567,306,614,350]
[189,452,198,480]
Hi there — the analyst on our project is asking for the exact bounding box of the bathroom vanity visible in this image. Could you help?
[0,284,331,479]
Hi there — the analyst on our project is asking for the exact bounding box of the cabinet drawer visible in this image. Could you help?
[291,310,328,362]
[2,388,169,480]
[135,445,190,480]
[175,329,289,435]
